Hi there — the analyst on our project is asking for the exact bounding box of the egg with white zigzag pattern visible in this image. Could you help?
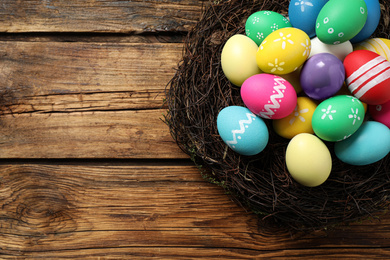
[217,106,269,156]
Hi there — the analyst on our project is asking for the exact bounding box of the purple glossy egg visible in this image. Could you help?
[300,53,346,100]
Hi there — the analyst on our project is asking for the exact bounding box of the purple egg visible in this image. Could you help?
[300,53,345,100]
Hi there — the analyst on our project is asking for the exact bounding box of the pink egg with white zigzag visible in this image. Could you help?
[241,74,297,119]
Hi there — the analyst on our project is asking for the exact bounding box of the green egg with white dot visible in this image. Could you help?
[312,95,365,142]
[245,10,292,46]
[315,0,367,45]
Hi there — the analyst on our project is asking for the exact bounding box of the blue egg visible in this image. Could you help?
[288,0,328,38]
[217,106,269,156]
[350,0,381,43]
[335,121,390,165]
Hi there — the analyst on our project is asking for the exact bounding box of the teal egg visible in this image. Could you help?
[335,121,390,165]
[316,0,367,45]
[245,10,291,46]
[217,106,269,156]
[312,95,365,141]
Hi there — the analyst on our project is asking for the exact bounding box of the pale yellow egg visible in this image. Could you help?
[286,133,332,187]
[256,27,311,75]
[221,34,262,86]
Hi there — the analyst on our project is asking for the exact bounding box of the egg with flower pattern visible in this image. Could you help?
[312,95,365,142]
[256,27,311,75]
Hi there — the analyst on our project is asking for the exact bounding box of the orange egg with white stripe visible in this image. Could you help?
[353,38,390,61]
[343,50,390,105]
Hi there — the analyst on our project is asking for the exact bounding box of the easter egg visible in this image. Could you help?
[286,133,332,187]
[316,0,367,45]
[241,74,297,119]
[350,0,381,43]
[279,67,303,94]
[369,100,390,128]
[245,10,291,46]
[288,0,328,38]
[217,106,269,156]
[334,121,390,165]
[273,97,317,139]
[221,34,262,86]
[344,50,390,105]
[309,37,353,61]
[354,38,390,61]
[312,95,365,142]
[257,27,311,75]
[300,53,345,100]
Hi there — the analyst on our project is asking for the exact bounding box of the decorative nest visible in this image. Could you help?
[165,0,390,230]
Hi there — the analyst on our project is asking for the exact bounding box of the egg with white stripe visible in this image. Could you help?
[344,50,390,105]
[354,38,390,61]
[217,106,269,156]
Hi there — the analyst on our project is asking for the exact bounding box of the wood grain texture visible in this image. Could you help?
[0,0,203,33]
[0,164,389,259]
[0,41,187,158]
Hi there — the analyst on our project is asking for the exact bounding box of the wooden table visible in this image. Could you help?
[0,0,389,258]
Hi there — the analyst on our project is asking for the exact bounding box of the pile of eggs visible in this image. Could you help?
[216,0,390,187]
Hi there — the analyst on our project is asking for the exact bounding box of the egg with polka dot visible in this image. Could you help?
[369,100,390,128]
[257,27,311,75]
[316,0,367,45]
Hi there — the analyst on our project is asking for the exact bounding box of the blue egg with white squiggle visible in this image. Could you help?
[288,0,328,38]
[334,121,390,165]
[217,106,269,156]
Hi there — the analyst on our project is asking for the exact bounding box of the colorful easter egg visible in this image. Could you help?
[369,100,390,128]
[217,106,269,156]
[286,133,332,187]
[221,34,262,86]
[245,10,291,46]
[256,27,311,75]
[273,97,317,139]
[335,121,390,165]
[354,38,390,61]
[344,50,390,105]
[241,74,297,119]
[279,67,303,94]
[312,95,365,142]
[316,0,367,45]
[288,0,328,38]
[300,53,345,100]
[309,37,353,61]
[350,0,381,43]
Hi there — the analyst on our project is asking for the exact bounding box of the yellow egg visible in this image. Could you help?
[256,28,311,75]
[221,34,262,86]
[353,38,390,61]
[273,97,317,139]
[286,133,332,187]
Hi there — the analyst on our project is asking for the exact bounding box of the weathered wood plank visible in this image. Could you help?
[0,164,389,258]
[0,0,203,33]
[0,110,186,158]
[0,41,183,113]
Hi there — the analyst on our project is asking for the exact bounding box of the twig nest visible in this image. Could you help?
[165,0,390,230]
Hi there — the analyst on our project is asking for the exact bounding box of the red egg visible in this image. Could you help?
[344,50,390,105]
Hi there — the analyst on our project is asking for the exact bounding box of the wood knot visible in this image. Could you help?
[0,166,78,237]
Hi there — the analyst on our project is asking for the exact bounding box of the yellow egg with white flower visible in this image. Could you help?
[273,97,317,139]
[256,27,311,75]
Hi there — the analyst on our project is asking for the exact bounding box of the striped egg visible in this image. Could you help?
[354,38,390,61]
[344,50,390,105]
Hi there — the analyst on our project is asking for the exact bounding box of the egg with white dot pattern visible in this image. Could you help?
[315,0,367,45]
[245,10,291,46]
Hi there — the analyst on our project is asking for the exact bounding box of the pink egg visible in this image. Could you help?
[241,74,297,119]
[369,100,390,128]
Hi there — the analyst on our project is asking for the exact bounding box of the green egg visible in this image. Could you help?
[245,10,291,46]
[312,95,365,142]
[316,0,367,45]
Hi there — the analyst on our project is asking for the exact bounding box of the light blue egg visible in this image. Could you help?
[334,121,390,165]
[217,106,269,156]
[350,0,381,43]
[288,0,328,38]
